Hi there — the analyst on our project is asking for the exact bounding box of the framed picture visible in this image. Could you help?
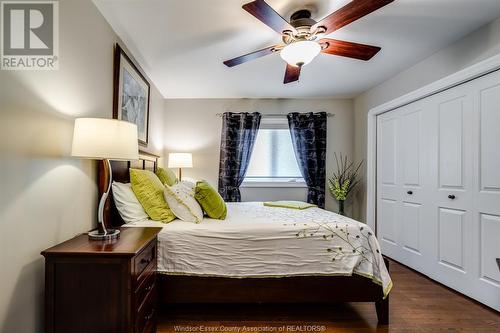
[113,44,150,146]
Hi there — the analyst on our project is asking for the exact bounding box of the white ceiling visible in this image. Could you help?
[93,0,500,98]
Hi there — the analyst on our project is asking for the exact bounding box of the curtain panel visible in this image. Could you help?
[287,112,327,208]
[218,112,261,202]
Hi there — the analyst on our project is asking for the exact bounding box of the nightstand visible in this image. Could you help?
[42,227,162,333]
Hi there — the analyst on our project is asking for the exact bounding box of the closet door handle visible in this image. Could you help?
[407,191,413,195]
[448,194,456,200]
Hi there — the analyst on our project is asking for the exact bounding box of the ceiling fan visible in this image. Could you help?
[223,0,394,84]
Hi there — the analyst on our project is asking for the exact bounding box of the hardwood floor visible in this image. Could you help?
[157,259,500,333]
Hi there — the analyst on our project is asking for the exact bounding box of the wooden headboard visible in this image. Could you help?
[98,150,159,228]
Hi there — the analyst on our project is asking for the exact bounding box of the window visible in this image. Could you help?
[243,119,305,187]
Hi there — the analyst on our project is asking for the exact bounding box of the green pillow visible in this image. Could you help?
[155,167,177,186]
[194,180,227,220]
[130,169,176,222]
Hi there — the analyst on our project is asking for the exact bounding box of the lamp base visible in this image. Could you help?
[88,229,120,241]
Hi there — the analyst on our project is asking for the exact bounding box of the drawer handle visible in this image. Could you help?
[407,190,413,195]
[145,309,155,321]
[448,194,456,200]
[145,284,154,292]
[140,258,151,265]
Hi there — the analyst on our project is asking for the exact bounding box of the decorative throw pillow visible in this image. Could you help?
[179,180,195,195]
[130,169,176,222]
[155,167,178,186]
[112,182,149,223]
[164,183,203,223]
[194,180,227,220]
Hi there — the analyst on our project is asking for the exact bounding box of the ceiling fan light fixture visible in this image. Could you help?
[280,41,321,67]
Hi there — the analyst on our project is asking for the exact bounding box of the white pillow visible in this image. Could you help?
[178,180,195,195]
[164,183,203,223]
[112,182,149,224]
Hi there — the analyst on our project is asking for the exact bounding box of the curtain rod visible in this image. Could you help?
[216,113,334,118]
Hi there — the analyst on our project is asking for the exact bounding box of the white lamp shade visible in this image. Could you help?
[71,118,139,160]
[280,41,321,67]
[168,153,193,168]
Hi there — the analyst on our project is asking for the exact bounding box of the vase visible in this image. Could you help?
[338,200,345,215]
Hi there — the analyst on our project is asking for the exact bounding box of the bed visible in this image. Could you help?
[100,152,391,324]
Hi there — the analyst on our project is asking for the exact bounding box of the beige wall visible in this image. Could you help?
[0,1,164,332]
[163,98,354,213]
[353,16,500,222]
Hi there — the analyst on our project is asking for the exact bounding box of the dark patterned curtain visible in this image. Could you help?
[287,112,327,208]
[218,112,261,202]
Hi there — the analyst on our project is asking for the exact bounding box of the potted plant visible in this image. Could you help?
[328,153,363,216]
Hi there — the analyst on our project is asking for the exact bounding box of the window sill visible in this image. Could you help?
[241,181,308,188]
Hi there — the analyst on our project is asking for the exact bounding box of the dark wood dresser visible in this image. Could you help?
[42,227,162,333]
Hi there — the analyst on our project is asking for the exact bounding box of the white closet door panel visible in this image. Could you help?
[438,208,466,272]
[378,116,398,186]
[377,114,400,257]
[398,105,426,268]
[438,97,465,189]
[470,71,500,310]
[379,198,398,246]
[401,110,421,187]
[415,98,438,266]
[428,85,474,291]
[476,75,500,220]
[480,214,500,287]
[401,202,421,254]
[399,106,426,205]
[432,86,474,209]
[479,83,500,192]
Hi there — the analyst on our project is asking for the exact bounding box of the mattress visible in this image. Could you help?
[126,202,392,297]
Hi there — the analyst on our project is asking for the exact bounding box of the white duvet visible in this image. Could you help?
[127,202,392,297]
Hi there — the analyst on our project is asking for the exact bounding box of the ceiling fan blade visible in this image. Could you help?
[242,0,295,34]
[319,38,381,61]
[284,64,301,84]
[313,0,394,36]
[223,45,280,67]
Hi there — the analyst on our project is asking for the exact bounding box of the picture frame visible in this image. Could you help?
[113,43,150,146]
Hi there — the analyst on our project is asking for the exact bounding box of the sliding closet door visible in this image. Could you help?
[377,111,399,258]
[397,104,429,271]
[425,83,475,292]
[469,70,500,308]
[376,102,428,271]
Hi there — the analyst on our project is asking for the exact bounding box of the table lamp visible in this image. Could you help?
[71,118,139,240]
[168,153,192,181]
